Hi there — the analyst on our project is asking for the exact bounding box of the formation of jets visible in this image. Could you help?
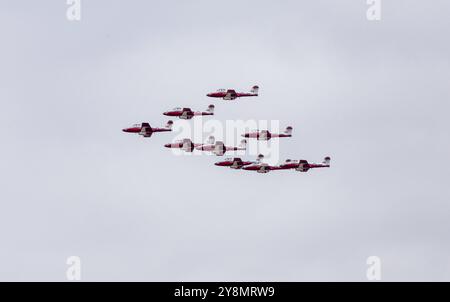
[214,154,331,173]
[122,85,330,174]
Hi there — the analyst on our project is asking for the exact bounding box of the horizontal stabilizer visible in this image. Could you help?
[207,104,215,113]
[284,126,293,135]
[165,120,174,129]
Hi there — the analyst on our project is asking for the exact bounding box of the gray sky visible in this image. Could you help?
[0,0,449,281]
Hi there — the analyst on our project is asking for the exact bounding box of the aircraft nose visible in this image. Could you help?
[163,112,168,116]
[164,143,171,148]
[122,128,128,132]
[214,162,220,166]
[207,93,211,97]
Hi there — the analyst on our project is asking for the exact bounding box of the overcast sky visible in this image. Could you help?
[0,0,449,281]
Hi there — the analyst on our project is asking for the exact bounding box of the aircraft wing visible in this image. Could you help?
[260,130,270,140]
[181,109,193,119]
[181,139,194,152]
[231,159,243,169]
[140,128,152,137]
[140,123,152,137]
[225,89,237,100]
[213,141,225,155]
[297,160,310,172]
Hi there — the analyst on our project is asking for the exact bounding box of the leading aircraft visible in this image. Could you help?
[242,126,293,141]
[163,105,214,120]
[122,121,173,138]
[207,85,259,100]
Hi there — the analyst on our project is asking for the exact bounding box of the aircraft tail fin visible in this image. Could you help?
[207,136,215,144]
[141,122,151,129]
[323,157,331,166]
[206,104,215,114]
[284,126,293,135]
[256,154,264,163]
[239,139,247,149]
[165,120,174,130]
[251,85,259,95]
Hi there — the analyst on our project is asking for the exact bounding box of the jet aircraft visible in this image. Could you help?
[207,85,259,100]
[122,121,173,138]
[163,105,214,120]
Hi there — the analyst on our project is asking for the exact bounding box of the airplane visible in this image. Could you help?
[214,154,264,169]
[122,120,173,138]
[207,85,259,100]
[242,161,286,174]
[163,105,214,120]
[279,157,331,172]
[196,138,247,156]
[164,136,215,153]
[243,157,331,174]
[242,126,293,141]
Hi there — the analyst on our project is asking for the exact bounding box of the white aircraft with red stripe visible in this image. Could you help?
[242,126,293,141]
[207,85,259,100]
[122,121,173,138]
[196,138,247,156]
[279,157,331,172]
[164,136,215,153]
[163,105,214,120]
[215,154,264,169]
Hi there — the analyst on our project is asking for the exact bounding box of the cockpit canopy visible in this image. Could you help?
[172,107,182,111]
[217,89,226,92]
[250,129,268,132]
[285,159,298,163]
